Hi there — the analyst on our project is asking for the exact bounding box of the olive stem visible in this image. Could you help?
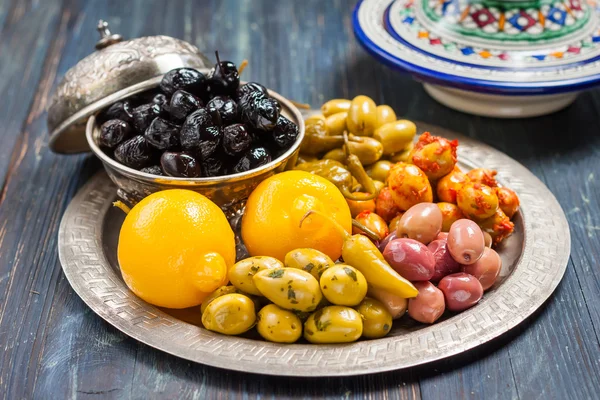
[299,210,350,239]
[351,220,383,242]
[215,50,224,76]
[113,201,131,214]
[238,59,249,76]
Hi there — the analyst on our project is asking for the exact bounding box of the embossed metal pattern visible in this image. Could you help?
[58,123,570,376]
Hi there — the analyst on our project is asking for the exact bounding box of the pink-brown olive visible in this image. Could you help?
[427,239,461,282]
[447,219,485,265]
[438,273,483,312]
[396,203,442,245]
[483,231,493,248]
[377,231,397,253]
[462,247,502,291]
[382,238,435,281]
[408,281,445,324]
[436,232,449,241]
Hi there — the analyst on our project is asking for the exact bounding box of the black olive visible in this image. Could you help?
[152,93,170,114]
[271,115,299,148]
[236,82,268,100]
[98,119,132,149]
[232,146,271,173]
[160,68,208,97]
[169,90,202,121]
[160,151,202,178]
[239,95,280,132]
[206,96,238,126]
[222,123,252,156]
[140,165,164,176]
[201,155,226,177]
[209,58,240,97]
[114,135,153,169]
[102,101,134,124]
[144,117,180,150]
[180,109,220,159]
[132,103,162,133]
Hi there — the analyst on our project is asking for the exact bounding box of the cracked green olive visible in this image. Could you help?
[356,298,393,339]
[256,304,303,343]
[374,120,416,155]
[321,99,351,117]
[375,105,397,128]
[253,268,323,312]
[201,293,256,335]
[345,136,384,165]
[366,160,393,183]
[304,306,363,343]
[200,285,238,314]
[346,95,377,137]
[323,148,347,164]
[228,256,283,296]
[325,112,348,136]
[319,264,367,306]
[284,248,335,280]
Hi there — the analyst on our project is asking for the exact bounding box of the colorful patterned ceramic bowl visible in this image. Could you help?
[353,0,600,117]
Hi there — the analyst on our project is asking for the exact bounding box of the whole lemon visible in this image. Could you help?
[117,190,236,309]
[242,170,351,261]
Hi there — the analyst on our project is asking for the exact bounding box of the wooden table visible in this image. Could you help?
[0,1,598,399]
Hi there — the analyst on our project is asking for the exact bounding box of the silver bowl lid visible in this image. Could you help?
[47,20,212,154]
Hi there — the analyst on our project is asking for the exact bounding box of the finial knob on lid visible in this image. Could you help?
[95,20,124,49]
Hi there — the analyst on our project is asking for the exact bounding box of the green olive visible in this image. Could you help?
[366,160,393,182]
[325,112,348,136]
[323,148,347,164]
[305,113,326,123]
[374,120,416,155]
[284,248,335,280]
[304,306,363,343]
[201,285,238,314]
[346,95,377,137]
[356,298,393,339]
[201,293,256,335]
[257,304,303,343]
[297,154,318,164]
[319,264,367,306]
[345,136,384,165]
[373,180,385,193]
[228,256,283,296]
[321,99,351,117]
[388,141,414,163]
[253,268,323,312]
[375,105,397,128]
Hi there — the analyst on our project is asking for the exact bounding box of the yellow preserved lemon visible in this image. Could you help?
[117,190,236,309]
[241,170,352,261]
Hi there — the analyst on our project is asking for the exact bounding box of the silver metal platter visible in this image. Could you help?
[58,122,570,377]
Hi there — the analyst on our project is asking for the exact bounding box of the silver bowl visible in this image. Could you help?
[86,77,304,212]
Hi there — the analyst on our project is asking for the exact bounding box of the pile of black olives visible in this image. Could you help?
[97,58,299,178]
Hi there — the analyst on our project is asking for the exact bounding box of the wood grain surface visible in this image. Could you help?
[0,0,598,399]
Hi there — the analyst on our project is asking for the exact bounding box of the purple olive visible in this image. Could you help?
[396,203,442,245]
[483,231,493,248]
[447,219,485,265]
[377,231,397,253]
[462,247,502,291]
[382,238,435,281]
[438,273,483,312]
[408,281,445,324]
[427,239,461,282]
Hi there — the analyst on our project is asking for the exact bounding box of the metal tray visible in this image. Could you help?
[58,122,570,377]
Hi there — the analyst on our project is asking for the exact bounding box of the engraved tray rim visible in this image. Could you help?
[58,122,571,377]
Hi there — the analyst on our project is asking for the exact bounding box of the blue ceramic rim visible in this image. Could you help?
[353,0,600,95]
[384,2,600,73]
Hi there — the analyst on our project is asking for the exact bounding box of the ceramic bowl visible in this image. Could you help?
[353,0,600,117]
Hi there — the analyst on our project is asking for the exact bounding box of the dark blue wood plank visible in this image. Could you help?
[0,0,598,399]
